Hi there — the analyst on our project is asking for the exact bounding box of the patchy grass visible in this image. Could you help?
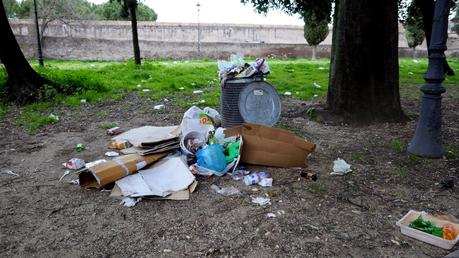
[16,111,59,131]
[96,123,117,129]
[1,57,459,130]
[0,104,9,118]
[390,139,407,153]
[307,181,327,194]
[444,143,459,159]
[352,153,367,162]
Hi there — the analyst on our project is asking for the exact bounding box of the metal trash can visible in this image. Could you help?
[220,73,281,128]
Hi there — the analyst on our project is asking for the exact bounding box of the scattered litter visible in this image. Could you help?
[80,99,87,103]
[75,143,85,152]
[408,72,414,75]
[300,172,318,181]
[110,140,131,150]
[120,197,141,207]
[397,210,459,249]
[70,179,79,185]
[413,59,420,63]
[331,158,352,176]
[142,89,150,92]
[284,91,292,96]
[79,154,165,189]
[105,151,120,157]
[251,188,259,192]
[258,178,273,187]
[100,189,111,193]
[179,87,185,90]
[217,54,270,79]
[193,90,203,94]
[225,124,316,167]
[84,159,106,169]
[163,249,172,253]
[231,169,250,181]
[277,210,286,215]
[107,126,122,136]
[111,157,197,201]
[313,94,319,98]
[136,84,141,88]
[313,82,321,88]
[318,67,325,70]
[163,98,169,102]
[1,169,19,177]
[251,197,271,206]
[266,212,277,219]
[244,171,271,186]
[65,158,86,170]
[48,114,59,122]
[90,64,96,67]
[199,100,206,103]
[211,184,243,196]
[191,82,196,86]
[154,104,165,110]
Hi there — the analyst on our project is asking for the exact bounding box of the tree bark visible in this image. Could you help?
[0,1,46,104]
[413,47,417,59]
[327,0,405,123]
[311,45,317,60]
[416,0,454,75]
[129,1,141,65]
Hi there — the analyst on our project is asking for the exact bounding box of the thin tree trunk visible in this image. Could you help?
[327,0,405,123]
[0,1,46,104]
[312,45,317,60]
[412,47,417,59]
[129,2,141,65]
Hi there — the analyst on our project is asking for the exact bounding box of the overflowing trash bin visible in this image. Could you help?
[218,55,281,128]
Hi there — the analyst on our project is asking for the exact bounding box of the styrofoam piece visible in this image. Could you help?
[396,210,459,249]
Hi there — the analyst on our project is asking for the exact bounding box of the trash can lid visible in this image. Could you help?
[238,81,281,127]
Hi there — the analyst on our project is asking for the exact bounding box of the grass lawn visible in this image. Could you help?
[1,57,458,130]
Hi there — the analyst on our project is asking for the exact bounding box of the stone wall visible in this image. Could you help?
[9,19,459,60]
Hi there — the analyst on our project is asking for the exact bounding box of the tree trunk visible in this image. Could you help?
[416,0,454,75]
[327,0,405,123]
[311,45,317,60]
[129,1,141,65]
[412,47,417,59]
[0,1,46,104]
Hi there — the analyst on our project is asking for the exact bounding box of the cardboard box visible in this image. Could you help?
[224,123,316,167]
[110,157,197,200]
[78,153,167,189]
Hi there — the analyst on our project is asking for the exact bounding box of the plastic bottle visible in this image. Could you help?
[243,171,271,186]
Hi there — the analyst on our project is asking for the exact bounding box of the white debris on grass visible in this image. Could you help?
[284,91,292,96]
[136,84,142,88]
[313,82,321,88]
[142,89,150,92]
[48,114,59,122]
[193,90,203,94]
[154,104,165,110]
[179,87,185,90]
[80,99,87,103]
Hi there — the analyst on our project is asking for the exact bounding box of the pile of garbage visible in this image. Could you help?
[217,54,270,80]
[60,106,316,207]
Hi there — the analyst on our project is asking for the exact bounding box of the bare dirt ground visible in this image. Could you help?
[0,88,458,257]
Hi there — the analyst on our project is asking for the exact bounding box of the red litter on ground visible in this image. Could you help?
[107,127,122,136]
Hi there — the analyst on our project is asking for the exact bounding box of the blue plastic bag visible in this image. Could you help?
[196,144,227,174]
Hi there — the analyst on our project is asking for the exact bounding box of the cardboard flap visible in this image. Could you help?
[79,153,167,189]
[225,123,316,167]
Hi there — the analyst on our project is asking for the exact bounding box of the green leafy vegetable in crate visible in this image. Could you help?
[409,216,443,238]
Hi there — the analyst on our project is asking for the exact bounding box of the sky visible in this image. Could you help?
[87,0,303,25]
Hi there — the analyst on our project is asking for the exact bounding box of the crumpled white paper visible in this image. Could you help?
[251,197,271,206]
[120,197,142,207]
[331,158,352,176]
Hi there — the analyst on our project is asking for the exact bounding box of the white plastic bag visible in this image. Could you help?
[180,106,215,137]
